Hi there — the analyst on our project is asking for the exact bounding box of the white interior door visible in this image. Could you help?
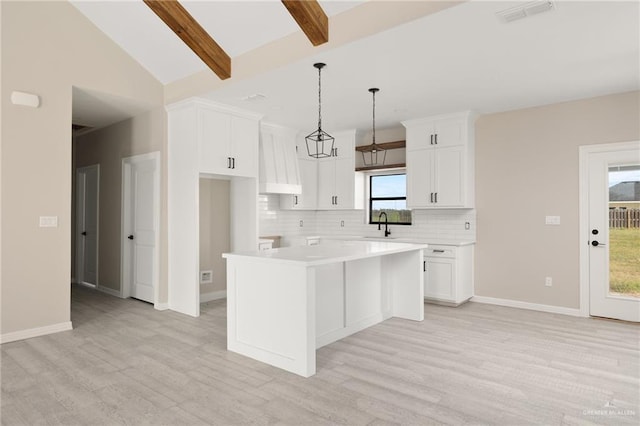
[122,153,160,304]
[75,165,99,286]
[585,143,640,322]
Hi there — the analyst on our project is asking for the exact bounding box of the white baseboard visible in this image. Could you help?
[96,285,123,298]
[201,290,227,303]
[471,295,584,317]
[154,303,169,311]
[1,321,73,344]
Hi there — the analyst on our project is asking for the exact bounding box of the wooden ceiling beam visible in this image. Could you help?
[281,0,329,46]
[144,0,231,80]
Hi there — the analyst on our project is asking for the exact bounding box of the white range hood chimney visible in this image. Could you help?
[259,123,302,194]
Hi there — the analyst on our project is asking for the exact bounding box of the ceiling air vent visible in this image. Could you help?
[496,1,555,23]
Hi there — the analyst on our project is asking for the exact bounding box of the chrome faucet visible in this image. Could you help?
[378,212,391,237]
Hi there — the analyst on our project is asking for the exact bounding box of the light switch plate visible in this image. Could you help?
[39,216,58,227]
[545,216,561,225]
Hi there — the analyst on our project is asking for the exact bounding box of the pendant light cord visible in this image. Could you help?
[317,65,322,131]
[372,89,376,146]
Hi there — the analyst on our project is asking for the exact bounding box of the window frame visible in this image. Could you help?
[368,172,412,226]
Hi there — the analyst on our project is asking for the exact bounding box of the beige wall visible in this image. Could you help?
[1,1,164,336]
[199,178,230,294]
[74,109,165,293]
[475,91,640,309]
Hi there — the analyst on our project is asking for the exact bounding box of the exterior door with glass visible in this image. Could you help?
[584,142,640,322]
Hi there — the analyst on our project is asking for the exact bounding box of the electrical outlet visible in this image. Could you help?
[464,222,470,230]
[341,220,345,227]
[299,220,304,227]
[545,277,553,287]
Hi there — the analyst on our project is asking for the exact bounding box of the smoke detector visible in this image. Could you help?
[496,1,555,23]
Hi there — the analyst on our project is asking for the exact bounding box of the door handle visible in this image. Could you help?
[423,260,426,272]
[591,240,606,247]
[430,193,434,203]
[128,235,134,240]
[232,157,236,169]
[81,231,87,236]
[294,195,298,205]
[227,157,231,169]
[434,192,438,203]
[430,134,433,145]
[435,133,438,145]
[334,196,338,205]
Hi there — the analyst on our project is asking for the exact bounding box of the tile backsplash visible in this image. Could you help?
[259,195,476,245]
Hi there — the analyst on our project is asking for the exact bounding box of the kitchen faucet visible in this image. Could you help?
[378,212,391,237]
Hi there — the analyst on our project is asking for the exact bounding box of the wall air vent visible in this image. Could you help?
[496,1,555,23]
[241,93,267,102]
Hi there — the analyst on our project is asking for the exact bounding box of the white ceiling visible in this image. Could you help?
[70,0,364,84]
[71,1,639,135]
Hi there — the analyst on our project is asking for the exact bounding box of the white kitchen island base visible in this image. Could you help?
[224,240,426,377]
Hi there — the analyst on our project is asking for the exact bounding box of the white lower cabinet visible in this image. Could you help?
[423,244,474,306]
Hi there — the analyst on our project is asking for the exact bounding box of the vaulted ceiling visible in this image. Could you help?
[71,1,639,134]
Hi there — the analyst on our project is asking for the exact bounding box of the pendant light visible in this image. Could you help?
[361,88,386,167]
[305,63,335,158]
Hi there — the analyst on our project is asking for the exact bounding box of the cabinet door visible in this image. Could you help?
[281,158,317,210]
[407,149,434,208]
[230,116,258,177]
[433,147,464,207]
[424,257,455,300]
[433,118,464,147]
[317,159,336,209]
[198,107,231,174]
[333,156,354,208]
[405,123,434,151]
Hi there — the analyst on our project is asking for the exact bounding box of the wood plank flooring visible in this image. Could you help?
[1,284,638,425]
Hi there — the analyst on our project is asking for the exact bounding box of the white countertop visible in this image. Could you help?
[223,239,428,266]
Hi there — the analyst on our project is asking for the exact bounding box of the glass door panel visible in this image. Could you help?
[607,165,640,299]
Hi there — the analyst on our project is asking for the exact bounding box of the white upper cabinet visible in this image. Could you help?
[316,130,362,210]
[403,112,475,209]
[195,101,260,178]
[282,129,363,210]
[280,157,317,210]
[259,124,301,194]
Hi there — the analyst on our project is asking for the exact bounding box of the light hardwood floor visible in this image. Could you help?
[1,284,638,425]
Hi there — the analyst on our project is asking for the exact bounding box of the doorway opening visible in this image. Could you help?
[71,86,160,324]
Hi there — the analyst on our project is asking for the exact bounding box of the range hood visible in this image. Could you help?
[259,123,302,194]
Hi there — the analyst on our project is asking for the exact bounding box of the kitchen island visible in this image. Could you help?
[223,240,427,377]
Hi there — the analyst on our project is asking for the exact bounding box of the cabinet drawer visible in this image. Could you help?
[424,245,455,258]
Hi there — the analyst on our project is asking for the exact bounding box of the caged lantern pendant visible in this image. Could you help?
[361,88,386,167]
[305,63,335,159]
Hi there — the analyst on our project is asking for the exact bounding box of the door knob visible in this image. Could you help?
[591,240,605,247]
[591,229,599,235]
[128,235,134,240]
